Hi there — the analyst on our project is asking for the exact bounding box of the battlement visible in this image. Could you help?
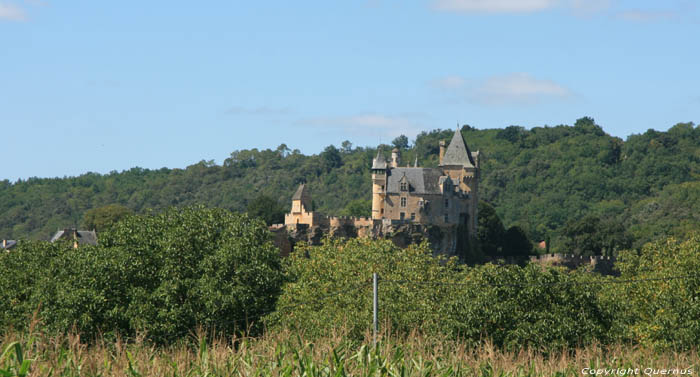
[529,253,617,275]
[529,254,615,262]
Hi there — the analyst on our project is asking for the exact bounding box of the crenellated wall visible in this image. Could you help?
[529,253,617,275]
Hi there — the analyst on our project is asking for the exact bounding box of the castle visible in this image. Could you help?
[370,127,480,234]
[273,127,480,256]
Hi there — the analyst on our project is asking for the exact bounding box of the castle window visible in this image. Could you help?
[400,182,408,191]
[400,197,407,207]
[380,208,384,214]
[410,213,415,220]
[444,199,449,208]
[400,212,405,220]
[444,214,449,223]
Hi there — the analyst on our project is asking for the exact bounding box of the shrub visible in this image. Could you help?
[612,234,700,349]
[267,237,619,350]
[0,206,284,343]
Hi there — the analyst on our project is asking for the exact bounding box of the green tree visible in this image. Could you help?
[246,194,286,226]
[502,225,533,257]
[477,201,505,257]
[561,215,631,256]
[341,199,371,217]
[0,206,284,343]
[82,204,133,232]
[612,234,700,349]
[319,145,342,172]
[392,134,409,149]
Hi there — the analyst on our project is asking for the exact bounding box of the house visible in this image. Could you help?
[50,229,98,248]
[1,239,17,251]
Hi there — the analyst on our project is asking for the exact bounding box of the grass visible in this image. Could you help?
[1,323,698,377]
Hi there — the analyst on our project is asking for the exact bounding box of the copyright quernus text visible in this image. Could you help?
[582,368,693,376]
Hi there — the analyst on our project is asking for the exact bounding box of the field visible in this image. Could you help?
[1,324,698,377]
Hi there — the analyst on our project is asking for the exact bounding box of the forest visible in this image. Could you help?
[1,117,698,253]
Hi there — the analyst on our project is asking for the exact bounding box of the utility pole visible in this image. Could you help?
[373,272,378,347]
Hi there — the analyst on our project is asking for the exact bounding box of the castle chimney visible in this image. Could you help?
[439,140,446,164]
[391,148,400,168]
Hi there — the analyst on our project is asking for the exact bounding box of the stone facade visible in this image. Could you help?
[371,128,480,234]
[272,127,481,257]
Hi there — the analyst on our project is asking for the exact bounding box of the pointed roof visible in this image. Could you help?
[372,149,387,169]
[440,127,476,167]
[50,229,98,245]
[292,184,308,200]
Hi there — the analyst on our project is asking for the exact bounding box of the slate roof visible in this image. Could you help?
[386,168,445,194]
[440,128,476,168]
[50,229,98,245]
[1,240,17,250]
[292,184,308,200]
[372,150,387,169]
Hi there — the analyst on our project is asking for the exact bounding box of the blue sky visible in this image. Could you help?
[1,0,698,181]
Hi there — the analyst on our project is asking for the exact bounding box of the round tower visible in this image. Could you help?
[371,149,388,220]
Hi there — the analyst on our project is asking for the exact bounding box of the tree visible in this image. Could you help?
[340,140,353,153]
[613,234,700,349]
[82,204,133,232]
[477,201,505,257]
[246,195,285,226]
[502,225,533,257]
[0,206,284,343]
[341,199,371,218]
[320,145,342,172]
[392,135,409,149]
[561,215,631,256]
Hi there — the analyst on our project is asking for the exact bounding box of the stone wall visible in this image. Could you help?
[529,253,618,275]
[269,219,462,258]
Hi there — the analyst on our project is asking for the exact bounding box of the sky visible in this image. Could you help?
[1,0,698,181]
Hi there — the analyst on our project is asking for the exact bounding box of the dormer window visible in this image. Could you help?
[400,182,408,191]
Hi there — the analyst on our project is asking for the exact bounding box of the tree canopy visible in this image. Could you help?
[1,119,698,252]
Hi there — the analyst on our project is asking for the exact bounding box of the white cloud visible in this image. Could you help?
[299,113,427,140]
[0,3,26,21]
[435,73,572,105]
[475,73,571,104]
[432,0,559,13]
[433,75,467,89]
[569,0,611,15]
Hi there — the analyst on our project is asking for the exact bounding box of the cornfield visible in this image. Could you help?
[1,324,697,377]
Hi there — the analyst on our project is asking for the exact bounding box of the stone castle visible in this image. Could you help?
[271,127,481,256]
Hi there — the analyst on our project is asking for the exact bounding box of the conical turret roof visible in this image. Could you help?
[372,149,387,169]
[440,127,476,167]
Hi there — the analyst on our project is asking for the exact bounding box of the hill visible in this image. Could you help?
[1,117,698,251]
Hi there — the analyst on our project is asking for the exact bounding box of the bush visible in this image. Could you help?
[0,206,284,343]
[444,264,620,350]
[265,237,458,340]
[612,234,700,349]
[267,237,619,350]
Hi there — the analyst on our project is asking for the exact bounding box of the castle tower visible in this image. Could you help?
[371,150,388,220]
[391,148,400,168]
[285,184,315,226]
[439,127,480,233]
[290,184,312,214]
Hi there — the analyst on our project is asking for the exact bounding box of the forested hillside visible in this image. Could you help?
[1,117,698,251]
